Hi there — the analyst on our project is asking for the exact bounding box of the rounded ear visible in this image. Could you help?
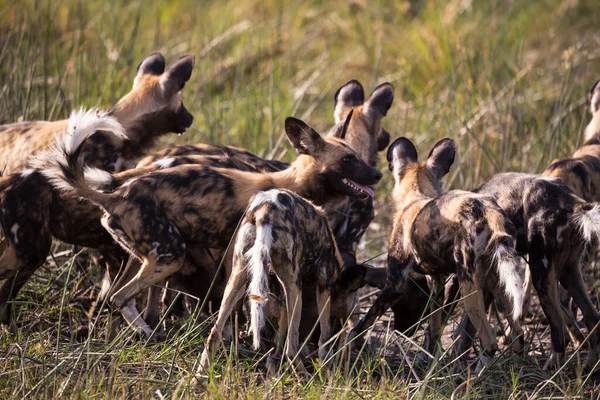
[377,128,391,152]
[334,80,365,123]
[426,138,456,179]
[284,117,325,155]
[364,82,394,117]
[387,137,418,172]
[330,109,354,140]
[590,79,600,114]
[160,54,196,97]
[336,264,367,293]
[134,52,166,87]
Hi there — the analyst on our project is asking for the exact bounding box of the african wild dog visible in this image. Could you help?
[138,79,393,268]
[450,173,600,371]
[350,137,524,371]
[199,189,369,376]
[0,52,194,174]
[0,52,196,326]
[40,113,382,337]
[522,80,600,349]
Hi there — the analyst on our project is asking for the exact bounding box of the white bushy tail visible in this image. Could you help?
[245,223,273,350]
[31,107,126,206]
[494,243,524,321]
[574,204,600,243]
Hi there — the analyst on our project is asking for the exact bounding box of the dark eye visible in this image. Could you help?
[343,156,352,163]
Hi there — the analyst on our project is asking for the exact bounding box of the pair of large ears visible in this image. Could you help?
[386,137,456,179]
[134,52,196,96]
[284,117,326,156]
[590,79,600,114]
[334,81,395,123]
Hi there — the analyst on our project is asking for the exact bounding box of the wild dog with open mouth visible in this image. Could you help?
[96,81,394,329]
[0,53,195,326]
[40,113,382,337]
[458,173,600,371]
[350,137,524,371]
[110,80,393,266]
[199,189,369,376]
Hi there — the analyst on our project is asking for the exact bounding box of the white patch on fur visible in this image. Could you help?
[542,257,549,269]
[20,168,36,178]
[247,189,285,213]
[556,224,567,246]
[245,223,273,350]
[152,157,175,169]
[538,176,560,183]
[10,224,19,244]
[121,178,138,188]
[84,167,113,190]
[98,272,112,301]
[234,222,254,257]
[493,244,524,321]
[575,204,600,243]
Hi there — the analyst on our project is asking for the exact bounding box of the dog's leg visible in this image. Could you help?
[559,263,600,372]
[267,306,287,378]
[423,275,445,355]
[453,289,494,358]
[143,283,164,329]
[521,261,533,321]
[493,286,525,354]
[111,257,183,337]
[460,277,497,373]
[528,253,567,370]
[0,235,51,328]
[316,271,332,366]
[279,270,307,377]
[350,286,399,342]
[199,257,248,374]
[558,284,585,347]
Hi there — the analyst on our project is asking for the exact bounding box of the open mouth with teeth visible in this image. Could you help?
[342,178,375,197]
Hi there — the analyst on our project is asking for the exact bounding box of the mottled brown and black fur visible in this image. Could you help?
[42,114,382,336]
[0,53,195,325]
[199,189,369,375]
[351,137,524,371]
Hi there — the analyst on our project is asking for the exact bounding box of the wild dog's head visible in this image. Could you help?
[285,114,382,201]
[387,137,456,201]
[329,80,394,167]
[109,52,195,146]
[584,79,600,143]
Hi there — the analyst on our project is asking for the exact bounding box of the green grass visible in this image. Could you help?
[1,0,600,397]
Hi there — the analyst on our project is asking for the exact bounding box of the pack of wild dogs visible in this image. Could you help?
[2,51,600,378]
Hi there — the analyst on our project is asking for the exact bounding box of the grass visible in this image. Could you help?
[1,0,600,397]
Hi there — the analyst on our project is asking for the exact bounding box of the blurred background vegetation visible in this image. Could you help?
[1,1,600,396]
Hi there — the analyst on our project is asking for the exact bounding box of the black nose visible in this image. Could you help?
[373,170,382,182]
